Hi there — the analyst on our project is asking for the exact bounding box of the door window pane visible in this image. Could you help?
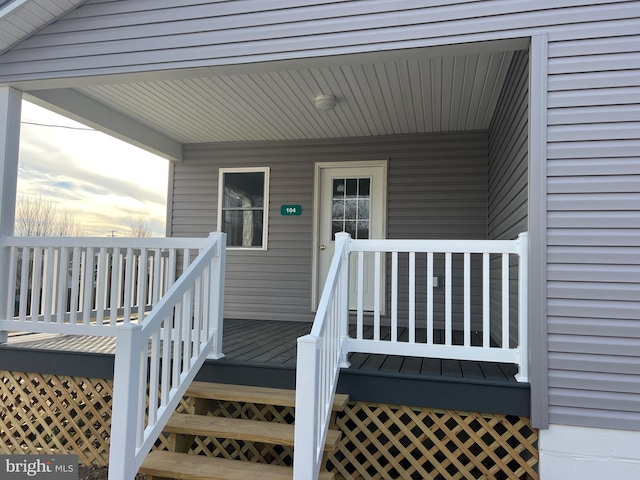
[331,177,371,240]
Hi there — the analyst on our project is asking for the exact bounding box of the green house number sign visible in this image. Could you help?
[280,205,302,216]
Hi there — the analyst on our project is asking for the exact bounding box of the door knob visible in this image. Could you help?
[319,245,326,250]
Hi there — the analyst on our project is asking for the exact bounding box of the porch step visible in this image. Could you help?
[141,451,335,480]
[163,413,341,451]
[140,382,348,480]
[185,381,349,411]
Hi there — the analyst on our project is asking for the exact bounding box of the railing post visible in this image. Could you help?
[293,334,320,480]
[335,232,351,368]
[207,232,226,359]
[109,324,143,480]
[516,232,529,382]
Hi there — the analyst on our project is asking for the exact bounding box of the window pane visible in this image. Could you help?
[358,198,370,221]
[332,220,343,238]
[359,178,370,196]
[346,178,358,196]
[224,172,264,208]
[356,220,370,239]
[222,210,263,247]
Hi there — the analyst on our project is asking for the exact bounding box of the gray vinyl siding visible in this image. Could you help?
[173,132,488,323]
[546,29,640,430]
[487,50,529,348]
[488,50,529,241]
[0,1,634,82]
[1,0,638,431]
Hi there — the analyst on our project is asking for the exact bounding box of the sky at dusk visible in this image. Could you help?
[18,101,169,237]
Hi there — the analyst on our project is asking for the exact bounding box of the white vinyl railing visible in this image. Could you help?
[294,232,528,480]
[108,232,226,480]
[293,233,351,480]
[348,232,529,381]
[0,232,226,480]
[0,236,209,336]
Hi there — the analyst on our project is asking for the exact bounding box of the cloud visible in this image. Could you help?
[18,101,169,236]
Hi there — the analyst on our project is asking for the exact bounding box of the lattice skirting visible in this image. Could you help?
[0,371,538,479]
[0,371,113,466]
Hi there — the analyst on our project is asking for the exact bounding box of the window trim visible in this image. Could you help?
[217,167,270,250]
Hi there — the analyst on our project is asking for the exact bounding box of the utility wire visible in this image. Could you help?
[21,121,96,132]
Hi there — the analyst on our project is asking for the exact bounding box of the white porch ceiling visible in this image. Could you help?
[71,48,517,146]
[20,40,527,159]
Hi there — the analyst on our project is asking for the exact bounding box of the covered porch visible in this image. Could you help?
[0,231,530,478]
[0,26,535,479]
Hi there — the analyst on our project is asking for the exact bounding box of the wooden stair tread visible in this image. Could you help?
[186,382,349,411]
[165,413,341,451]
[140,451,335,480]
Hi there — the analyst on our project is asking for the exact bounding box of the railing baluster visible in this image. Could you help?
[152,248,162,306]
[18,247,29,321]
[136,345,147,447]
[502,253,509,349]
[56,247,69,324]
[373,251,381,341]
[483,252,490,348]
[200,264,210,347]
[31,247,43,322]
[148,330,160,426]
[6,246,17,319]
[357,251,364,340]
[167,248,176,291]
[172,300,182,389]
[193,275,202,351]
[96,247,107,326]
[182,288,193,372]
[137,249,148,323]
[391,252,398,343]
[464,252,470,347]
[123,248,133,324]
[82,247,94,326]
[69,247,81,324]
[426,251,433,344]
[161,315,172,406]
[409,251,415,343]
[43,247,55,323]
[110,248,121,326]
[445,252,452,346]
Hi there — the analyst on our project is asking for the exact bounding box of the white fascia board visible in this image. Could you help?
[25,88,183,161]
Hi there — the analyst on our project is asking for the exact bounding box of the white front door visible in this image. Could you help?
[314,161,387,312]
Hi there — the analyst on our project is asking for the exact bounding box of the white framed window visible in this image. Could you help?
[217,167,270,249]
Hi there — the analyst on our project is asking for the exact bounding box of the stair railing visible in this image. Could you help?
[293,232,350,480]
[108,232,226,480]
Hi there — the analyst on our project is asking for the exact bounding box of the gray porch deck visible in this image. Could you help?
[0,318,529,416]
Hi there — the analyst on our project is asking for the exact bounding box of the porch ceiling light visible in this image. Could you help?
[314,94,337,111]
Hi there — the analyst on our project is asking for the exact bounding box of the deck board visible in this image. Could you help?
[1,318,528,416]
[3,318,519,383]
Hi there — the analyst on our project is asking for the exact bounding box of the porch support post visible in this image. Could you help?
[0,87,22,343]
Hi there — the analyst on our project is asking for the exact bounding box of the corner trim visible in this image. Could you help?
[528,34,549,429]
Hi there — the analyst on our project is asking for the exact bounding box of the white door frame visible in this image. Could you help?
[311,160,388,311]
